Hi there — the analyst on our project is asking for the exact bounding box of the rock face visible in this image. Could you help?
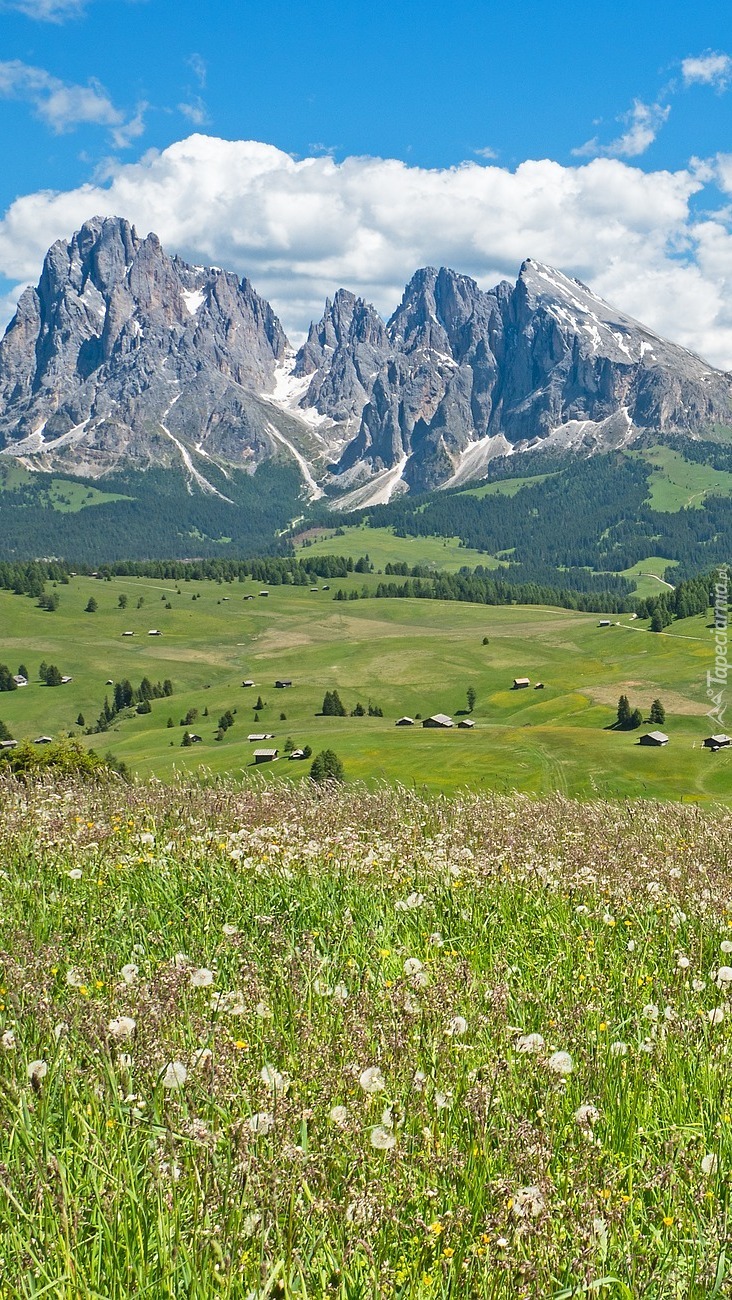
[305,259,732,497]
[0,216,318,486]
[1,219,731,502]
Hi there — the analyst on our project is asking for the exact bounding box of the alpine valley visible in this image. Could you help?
[1,214,732,567]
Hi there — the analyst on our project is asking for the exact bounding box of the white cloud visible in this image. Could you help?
[187,54,207,89]
[682,51,732,90]
[0,60,144,143]
[178,97,209,127]
[0,0,87,18]
[574,100,671,159]
[1,133,732,366]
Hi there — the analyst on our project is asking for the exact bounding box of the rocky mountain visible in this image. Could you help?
[304,260,732,500]
[0,216,339,495]
[1,217,731,506]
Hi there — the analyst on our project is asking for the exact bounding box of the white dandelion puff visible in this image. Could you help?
[120,963,139,984]
[574,1104,600,1130]
[161,1061,188,1090]
[642,1003,659,1022]
[359,1066,386,1094]
[67,869,83,881]
[370,1125,397,1150]
[516,1032,545,1054]
[65,967,84,987]
[248,1111,274,1135]
[328,1105,349,1127]
[403,958,423,976]
[189,967,215,989]
[108,1015,136,1042]
[676,956,690,970]
[693,979,707,993]
[702,1153,719,1175]
[708,1007,725,1025]
[26,1059,48,1084]
[721,941,732,955]
[511,1185,545,1218]
[547,1051,573,1076]
[446,1015,468,1038]
[192,1047,213,1071]
[716,966,732,988]
[1,1030,16,1050]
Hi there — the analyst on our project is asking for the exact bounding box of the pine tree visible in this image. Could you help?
[85,596,98,613]
[616,695,631,728]
[76,713,85,727]
[650,609,664,633]
[467,686,477,712]
[629,707,643,729]
[309,749,345,783]
[649,699,666,725]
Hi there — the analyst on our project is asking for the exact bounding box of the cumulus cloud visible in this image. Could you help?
[0,133,732,365]
[0,59,145,143]
[682,51,732,90]
[574,100,671,159]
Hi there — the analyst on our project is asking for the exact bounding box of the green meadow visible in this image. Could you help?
[299,523,500,572]
[0,574,724,803]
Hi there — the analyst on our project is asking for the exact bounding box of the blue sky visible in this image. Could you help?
[1,0,732,362]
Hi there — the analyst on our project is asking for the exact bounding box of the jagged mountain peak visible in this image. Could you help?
[1,221,732,510]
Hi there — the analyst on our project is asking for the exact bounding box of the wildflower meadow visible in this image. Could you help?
[2,771,732,1297]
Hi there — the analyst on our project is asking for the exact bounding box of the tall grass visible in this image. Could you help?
[1,772,732,1297]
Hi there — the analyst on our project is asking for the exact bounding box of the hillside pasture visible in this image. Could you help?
[0,575,723,803]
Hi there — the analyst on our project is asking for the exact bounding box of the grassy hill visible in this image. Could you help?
[1,775,732,1296]
[0,574,724,803]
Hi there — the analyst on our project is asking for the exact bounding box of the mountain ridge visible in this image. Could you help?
[0,216,730,506]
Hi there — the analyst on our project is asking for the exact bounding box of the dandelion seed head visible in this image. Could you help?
[516,1032,544,1054]
[108,1015,136,1041]
[708,1007,725,1025]
[189,967,215,989]
[370,1125,397,1150]
[161,1060,187,1090]
[547,1050,573,1075]
[511,1185,545,1218]
[1,1030,16,1050]
[328,1104,349,1127]
[26,1059,48,1084]
[359,1065,386,1094]
[446,1015,468,1038]
[120,963,139,984]
[702,1153,719,1175]
[248,1111,274,1135]
[403,958,423,976]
